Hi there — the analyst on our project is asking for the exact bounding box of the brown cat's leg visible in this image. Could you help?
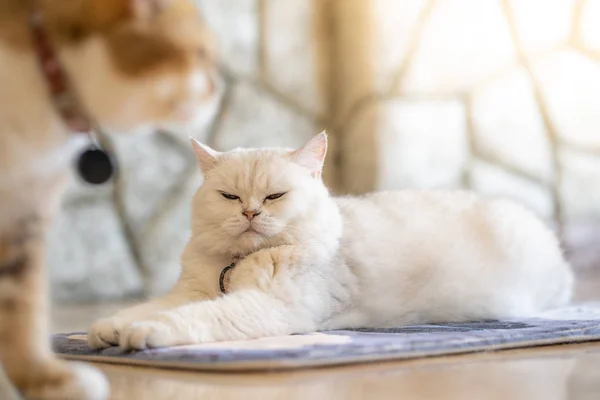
[0,215,108,400]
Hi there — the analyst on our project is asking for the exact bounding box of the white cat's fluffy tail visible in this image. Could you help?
[546,260,574,308]
[487,198,575,313]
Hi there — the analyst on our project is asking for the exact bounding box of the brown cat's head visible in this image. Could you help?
[44,0,219,134]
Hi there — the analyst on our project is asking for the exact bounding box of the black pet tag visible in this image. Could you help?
[77,145,115,185]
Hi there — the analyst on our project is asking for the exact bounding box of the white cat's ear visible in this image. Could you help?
[190,137,220,173]
[290,131,328,178]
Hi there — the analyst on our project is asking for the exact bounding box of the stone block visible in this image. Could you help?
[471,159,555,220]
[371,0,427,93]
[581,0,600,52]
[564,218,600,272]
[379,99,467,189]
[471,66,554,182]
[560,148,600,219]
[344,99,468,192]
[508,0,575,55]
[195,0,259,76]
[263,0,327,116]
[47,194,142,302]
[111,132,194,236]
[212,81,317,150]
[533,50,600,151]
[139,172,203,295]
[402,0,516,94]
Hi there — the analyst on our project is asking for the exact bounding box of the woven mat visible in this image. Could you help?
[52,303,600,371]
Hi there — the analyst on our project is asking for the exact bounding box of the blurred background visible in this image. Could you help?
[47,0,600,304]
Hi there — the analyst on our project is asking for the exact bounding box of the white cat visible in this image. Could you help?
[88,132,574,350]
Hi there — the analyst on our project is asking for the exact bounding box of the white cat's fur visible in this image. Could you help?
[89,132,574,350]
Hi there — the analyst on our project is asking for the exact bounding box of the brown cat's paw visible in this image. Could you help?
[18,361,108,400]
[88,317,129,349]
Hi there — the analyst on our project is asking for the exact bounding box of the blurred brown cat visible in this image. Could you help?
[0,0,216,398]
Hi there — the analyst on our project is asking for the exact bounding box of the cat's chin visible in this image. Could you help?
[233,232,268,254]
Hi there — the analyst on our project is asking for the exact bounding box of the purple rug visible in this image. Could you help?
[52,303,600,371]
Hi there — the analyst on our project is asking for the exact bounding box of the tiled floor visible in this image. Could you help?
[40,268,600,399]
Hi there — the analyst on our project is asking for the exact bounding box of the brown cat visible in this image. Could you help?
[0,0,216,398]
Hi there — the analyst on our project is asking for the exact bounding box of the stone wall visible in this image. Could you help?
[48,0,600,301]
[335,0,600,286]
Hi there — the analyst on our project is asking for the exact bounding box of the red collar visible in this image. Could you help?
[29,12,92,134]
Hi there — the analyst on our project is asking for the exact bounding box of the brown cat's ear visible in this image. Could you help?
[290,131,328,178]
[86,0,168,24]
[130,0,173,20]
[190,137,220,173]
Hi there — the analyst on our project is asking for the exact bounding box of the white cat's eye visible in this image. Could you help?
[220,192,240,201]
[265,192,286,201]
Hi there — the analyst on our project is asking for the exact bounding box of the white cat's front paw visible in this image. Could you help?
[88,317,130,350]
[118,318,195,351]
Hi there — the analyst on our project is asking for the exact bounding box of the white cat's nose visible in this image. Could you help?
[242,210,261,220]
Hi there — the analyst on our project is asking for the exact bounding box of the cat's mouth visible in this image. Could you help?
[242,226,261,235]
